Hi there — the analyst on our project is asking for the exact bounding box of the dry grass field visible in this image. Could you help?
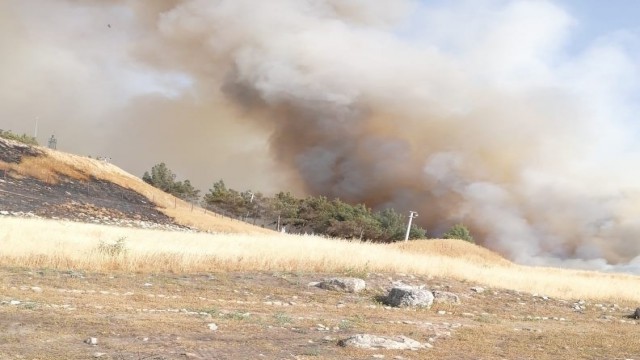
[2,216,640,303]
[2,141,640,358]
[2,218,640,359]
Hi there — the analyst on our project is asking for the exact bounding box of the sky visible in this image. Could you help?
[2,0,640,273]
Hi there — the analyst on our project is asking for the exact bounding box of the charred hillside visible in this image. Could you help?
[0,138,186,230]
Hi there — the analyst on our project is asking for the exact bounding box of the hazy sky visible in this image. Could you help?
[2,0,640,272]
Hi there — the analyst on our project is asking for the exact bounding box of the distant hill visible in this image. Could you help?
[0,137,273,234]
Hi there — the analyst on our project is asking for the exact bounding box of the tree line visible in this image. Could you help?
[142,162,473,243]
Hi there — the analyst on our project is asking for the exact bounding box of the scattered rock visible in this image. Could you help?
[31,286,43,293]
[84,337,98,346]
[338,334,425,350]
[629,308,640,319]
[93,352,106,358]
[432,290,460,304]
[470,287,485,294]
[9,300,21,305]
[385,285,434,308]
[207,323,218,331]
[316,278,366,293]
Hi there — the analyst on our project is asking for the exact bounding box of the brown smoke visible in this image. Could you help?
[3,0,640,272]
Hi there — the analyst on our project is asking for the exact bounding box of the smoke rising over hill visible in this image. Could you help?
[2,0,640,272]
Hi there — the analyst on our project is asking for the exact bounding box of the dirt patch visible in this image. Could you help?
[1,269,639,359]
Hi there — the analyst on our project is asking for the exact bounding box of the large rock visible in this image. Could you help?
[385,286,434,308]
[339,334,425,350]
[316,278,366,293]
[432,291,460,304]
[631,308,640,319]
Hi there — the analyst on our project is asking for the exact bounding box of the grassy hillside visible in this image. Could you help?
[0,138,272,235]
[2,216,640,302]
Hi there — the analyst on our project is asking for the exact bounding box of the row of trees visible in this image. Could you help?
[142,163,200,202]
[142,163,473,243]
[202,180,427,241]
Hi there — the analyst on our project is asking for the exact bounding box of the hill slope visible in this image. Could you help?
[0,137,272,234]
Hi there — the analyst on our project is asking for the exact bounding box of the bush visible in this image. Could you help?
[97,237,128,257]
[0,130,38,145]
[443,224,474,243]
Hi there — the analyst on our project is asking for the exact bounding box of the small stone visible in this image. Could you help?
[207,323,218,331]
[31,287,43,293]
[373,355,385,359]
[437,310,446,315]
[432,291,460,304]
[339,334,425,350]
[470,287,485,294]
[85,337,98,346]
[9,300,20,305]
[316,278,366,293]
[385,286,434,308]
[93,353,106,358]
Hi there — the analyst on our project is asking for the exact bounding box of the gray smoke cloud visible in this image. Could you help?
[2,0,640,272]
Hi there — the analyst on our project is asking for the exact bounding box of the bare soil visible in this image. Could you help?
[1,268,639,360]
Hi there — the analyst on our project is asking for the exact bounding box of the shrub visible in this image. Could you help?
[443,224,474,243]
[0,130,38,145]
[97,237,128,257]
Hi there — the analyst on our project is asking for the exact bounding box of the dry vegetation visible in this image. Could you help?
[2,145,272,235]
[2,216,640,303]
[3,143,640,359]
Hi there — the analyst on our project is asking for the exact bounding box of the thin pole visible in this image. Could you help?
[404,211,419,241]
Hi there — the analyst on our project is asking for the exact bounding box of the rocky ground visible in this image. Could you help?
[1,268,639,360]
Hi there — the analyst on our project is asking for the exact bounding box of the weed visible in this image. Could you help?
[338,319,353,330]
[343,263,370,279]
[97,237,128,257]
[301,347,321,356]
[221,310,251,321]
[273,312,293,325]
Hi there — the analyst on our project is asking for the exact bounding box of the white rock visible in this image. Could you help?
[470,287,485,294]
[207,323,218,331]
[339,334,425,350]
[85,337,98,346]
[316,278,366,293]
[385,286,434,308]
[432,291,460,304]
[93,352,106,358]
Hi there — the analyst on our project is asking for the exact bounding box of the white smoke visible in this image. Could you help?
[2,0,640,272]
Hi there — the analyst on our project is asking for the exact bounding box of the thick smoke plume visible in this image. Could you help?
[3,0,640,272]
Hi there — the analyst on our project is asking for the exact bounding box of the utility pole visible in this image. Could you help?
[404,211,419,241]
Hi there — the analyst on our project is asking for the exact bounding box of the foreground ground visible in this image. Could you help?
[1,267,639,360]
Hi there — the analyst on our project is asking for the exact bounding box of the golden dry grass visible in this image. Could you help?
[2,216,640,303]
[3,145,272,235]
[392,238,513,267]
